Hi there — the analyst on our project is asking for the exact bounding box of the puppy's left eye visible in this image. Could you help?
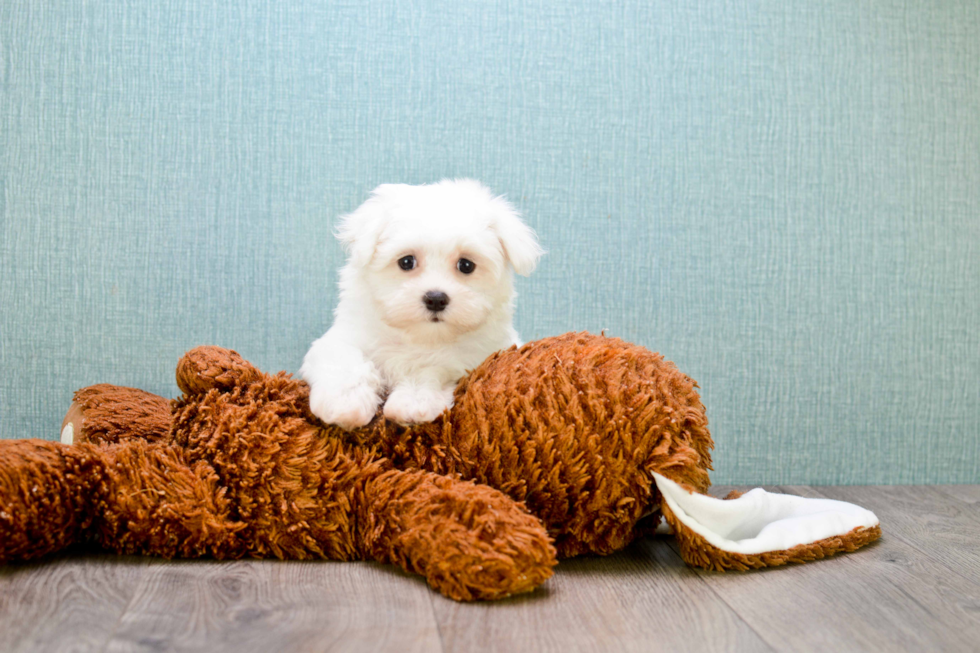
[457,258,476,274]
[397,255,416,271]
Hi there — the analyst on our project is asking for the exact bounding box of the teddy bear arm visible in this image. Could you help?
[354,468,557,601]
[0,438,245,563]
[0,439,95,563]
[62,384,172,446]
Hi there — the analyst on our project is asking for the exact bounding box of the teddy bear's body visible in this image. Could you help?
[342,332,713,556]
[0,333,879,601]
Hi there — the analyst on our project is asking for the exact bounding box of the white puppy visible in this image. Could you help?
[301,179,543,429]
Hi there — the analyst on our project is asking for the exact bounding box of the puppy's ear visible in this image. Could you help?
[489,195,544,276]
[335,184,400,267]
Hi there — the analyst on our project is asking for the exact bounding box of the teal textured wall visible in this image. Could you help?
[1,1,977,484]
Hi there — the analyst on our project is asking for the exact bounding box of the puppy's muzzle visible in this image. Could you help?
[422,291,450,313]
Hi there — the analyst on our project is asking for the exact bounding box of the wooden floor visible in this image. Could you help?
[2,485,978,652]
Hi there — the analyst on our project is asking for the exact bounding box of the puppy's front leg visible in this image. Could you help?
[383,381,456,425]
[301,330,383,430]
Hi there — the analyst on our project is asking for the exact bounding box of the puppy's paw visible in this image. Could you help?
[309,382,381,431]
[383,384,455,425]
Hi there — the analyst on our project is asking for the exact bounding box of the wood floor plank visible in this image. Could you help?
[935,484,980,508]
[104,558,443,653]
[817,485,980,583]
[4,486,979,652]
[431,538,773,653]
[674,484,980,653]
[0,554,149,653]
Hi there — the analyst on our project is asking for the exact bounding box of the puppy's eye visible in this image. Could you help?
[457,258,476,274]
[397,255,416,271]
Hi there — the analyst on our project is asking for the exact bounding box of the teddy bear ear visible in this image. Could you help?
[487,193,545,277]
[652,473,881,570]
[334,184,404,268]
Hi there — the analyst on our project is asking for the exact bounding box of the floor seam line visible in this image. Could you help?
[659,536,780,653]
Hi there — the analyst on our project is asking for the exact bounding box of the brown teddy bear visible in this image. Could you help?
[0,333,881,601]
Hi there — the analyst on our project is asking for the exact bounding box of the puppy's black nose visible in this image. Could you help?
[423,290,450,312]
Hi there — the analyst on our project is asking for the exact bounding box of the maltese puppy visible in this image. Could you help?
[301,179,543,429]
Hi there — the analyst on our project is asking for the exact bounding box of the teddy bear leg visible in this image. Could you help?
[62,384,172,446]
[356,469,558,601]
[176,346,263,396]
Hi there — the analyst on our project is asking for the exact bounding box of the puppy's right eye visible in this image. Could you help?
[397,255,416,271]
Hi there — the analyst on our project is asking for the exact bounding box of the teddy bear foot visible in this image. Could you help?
[61,384,172,446]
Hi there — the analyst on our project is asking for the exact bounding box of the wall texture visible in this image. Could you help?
[1,0,977,484]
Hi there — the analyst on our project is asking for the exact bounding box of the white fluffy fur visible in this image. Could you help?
[301,179,543,429]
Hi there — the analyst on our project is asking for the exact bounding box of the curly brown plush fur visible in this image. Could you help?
[0,333,876,600]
